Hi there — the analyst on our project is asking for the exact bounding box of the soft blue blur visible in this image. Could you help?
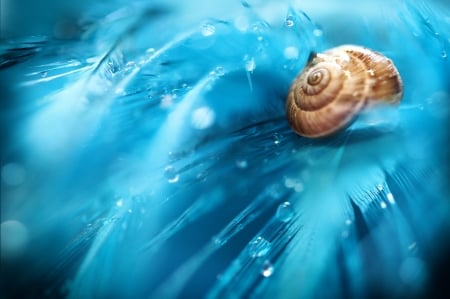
[1,1,449,298]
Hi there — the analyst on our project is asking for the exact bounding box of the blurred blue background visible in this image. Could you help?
[1,0,449,298]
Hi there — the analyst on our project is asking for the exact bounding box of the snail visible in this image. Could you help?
[286,45,403,138]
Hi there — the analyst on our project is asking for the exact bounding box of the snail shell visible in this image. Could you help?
[286,45,403,138]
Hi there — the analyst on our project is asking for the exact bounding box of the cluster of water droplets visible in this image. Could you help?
[1,1,449,299]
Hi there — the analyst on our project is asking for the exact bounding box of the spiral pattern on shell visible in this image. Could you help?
[286,45,403,138]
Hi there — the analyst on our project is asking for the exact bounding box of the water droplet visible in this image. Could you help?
[236,159,248,169]
[408,242,417,251]
[261,260,274,277]
[191,106,215,129]
[245,57,256,72]
[284,177,296,188]
[214,66,224,76]
[341,230,349,238]
[146,47,155,53]
[114,87,125,95]
[240,0,250,8]
[164,166,179,183]
[160,94,175,108]
[272,133,282,145]
[125,61,136,69]
[201,23,216,36]
[345,219,352,226]
[210,66,225,77]
[285,16,295,27]
[276,202,294,222]
[1,163,26,187]
[313,29,323,37]
[40,71,48,78]
[386,192,395,204]
[377,183,384,191]
[284,46,299,60]
[213,237,225,247]
[251,24,261,32]
[248,236,271,258]
[441,50,447,58]
[267,184,283,200]
[234,15,249,31]
[380,201,387,209]
[196,171,208,182]
[284,177,302,192]
[116,199,124,207]
[1,220,29,258]
[294,182,303,192]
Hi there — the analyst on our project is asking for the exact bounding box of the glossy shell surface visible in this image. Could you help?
[286,45,403,138]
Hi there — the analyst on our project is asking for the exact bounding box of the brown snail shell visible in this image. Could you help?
[286,45,403,138]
